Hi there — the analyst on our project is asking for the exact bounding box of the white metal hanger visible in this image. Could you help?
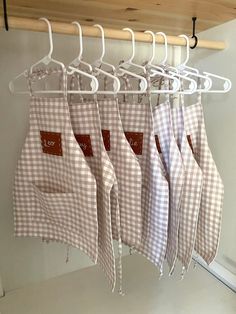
[117,27,147,94]
[69,21,93,72]
[30,18,65,74]
[156,31,168,66]
[93,24,116,71]
[202,72,232,93]
[178,34,231,93]
[92,24,120,95]
[144,30,180,94]
[9,70,29,95]
[67,21,99,94]
[155,31,197,95]
[177,34,212,92]
[119,28,146,73]
[9,18,66,95]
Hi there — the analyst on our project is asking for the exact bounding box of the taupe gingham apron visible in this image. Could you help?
[171,94,203,272]
[13,69,99,264]
[184,92,224,264]
[119,88,169,271]
[153,89,184,273]
[97,98,142,248]
[68,78,118,291]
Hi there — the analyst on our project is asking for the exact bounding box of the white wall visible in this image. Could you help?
[191,19,236,275]
[0,28,176,292]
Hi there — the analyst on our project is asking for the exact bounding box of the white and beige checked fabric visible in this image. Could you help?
[13,69,99,264]
[153,96,184,273]
[119,97,169,270]
[68,97,117,291]
[97,99,142,247]
[184,94,224,264]
[171,96,203,271]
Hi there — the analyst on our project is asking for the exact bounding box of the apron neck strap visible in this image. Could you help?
[197,77,202,104]
[68,71,83,103]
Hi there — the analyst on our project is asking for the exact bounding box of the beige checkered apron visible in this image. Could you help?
[97,98,142,248]
[68,81,118,291]
[184,92,224,264]
[13,69,99,264]
[153,91,184,273]
[171,94,203,272]
[119,92,169,271]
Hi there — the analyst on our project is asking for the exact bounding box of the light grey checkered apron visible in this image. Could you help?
[13,69,99,264]
[97,98,142,248]
[171,94,203,272]
[118,83,169,271]
[68,78,118,291]
[153,87,184,273]
[184,91,224,264]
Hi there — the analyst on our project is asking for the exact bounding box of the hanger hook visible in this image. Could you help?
[144,30,155,64]
[190,17,198,49]
[94,24,105,63]
[156,32,168,64]
[123,27,135,63]
[3,0,9,31]
[179,34,190,66]
[72,21,83,61]
[39,18,53,57]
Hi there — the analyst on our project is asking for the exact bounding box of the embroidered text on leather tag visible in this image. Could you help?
[102,130,110,151]
[40,131,63,156]
[74,134,93,157]
[155,135,162,154]
[187,135,194,154]
[124,131,143,155]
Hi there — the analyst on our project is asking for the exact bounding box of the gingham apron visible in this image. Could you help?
[97,96,142,248]
[118,78,169,271]
[171,93,203,272]
[152,84,185,273]
[13,69,99,264]
[184,91,224,264]
[68,78,118,291]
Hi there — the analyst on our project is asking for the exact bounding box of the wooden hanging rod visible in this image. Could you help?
[0,16,226,50]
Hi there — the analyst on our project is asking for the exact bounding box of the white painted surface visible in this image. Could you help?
[0,255,235,314]
[190,19,236,276]
[0,276,4,298]
[194,255,236,292]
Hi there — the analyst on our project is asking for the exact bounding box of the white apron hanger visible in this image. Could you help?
[92,24,120,95]
[144,30,180,94]
[10,18,66,95]
[67,21,99,95]
[117,27,147,94]
[177,34,212,93]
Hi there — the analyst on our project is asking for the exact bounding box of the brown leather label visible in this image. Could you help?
[124,131,143,155]
[74,134,93,157]
[187,135,194,154]
[155,135,162,154]
[102,130,110,151]
[40,131,63,156]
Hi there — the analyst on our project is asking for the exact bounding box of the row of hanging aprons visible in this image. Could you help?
[13,68,224,293]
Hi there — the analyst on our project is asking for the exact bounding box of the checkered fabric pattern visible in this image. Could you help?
[153,98,184,273]
[69,98,118,291]
[13,70,99,264]
[184,95,224,265]
[97,99,142,247]
[119,98,169,270]
[171,97,203,271]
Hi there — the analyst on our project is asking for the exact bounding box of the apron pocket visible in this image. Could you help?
[31,182,79,232]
